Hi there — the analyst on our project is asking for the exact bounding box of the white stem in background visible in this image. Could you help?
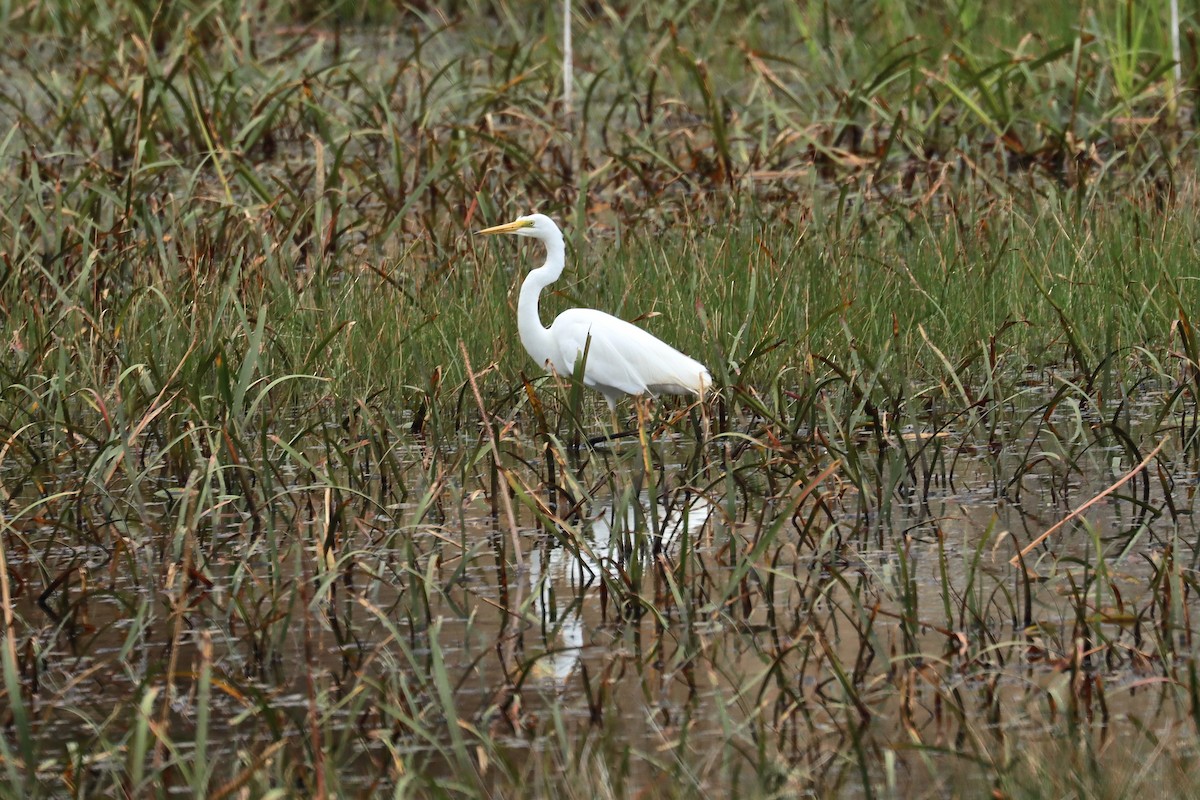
[562,0,573,115]
[1171,0,1182,85]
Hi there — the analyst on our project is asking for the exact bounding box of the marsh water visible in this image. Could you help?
[5,374,1200,796]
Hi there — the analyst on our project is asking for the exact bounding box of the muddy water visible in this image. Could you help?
[5,384,1200,795]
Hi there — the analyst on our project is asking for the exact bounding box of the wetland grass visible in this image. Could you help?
[3,0,1200,797]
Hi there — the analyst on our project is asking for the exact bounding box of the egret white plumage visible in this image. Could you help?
[477,214,711,411]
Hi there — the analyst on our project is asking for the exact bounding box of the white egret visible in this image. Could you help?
[477,214,712,411]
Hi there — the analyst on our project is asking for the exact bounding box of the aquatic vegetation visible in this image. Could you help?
[2,0,1200,797]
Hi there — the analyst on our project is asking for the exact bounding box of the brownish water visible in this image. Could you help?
[5,383,1200,796]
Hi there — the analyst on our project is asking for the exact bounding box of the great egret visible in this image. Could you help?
[477,214,712,411]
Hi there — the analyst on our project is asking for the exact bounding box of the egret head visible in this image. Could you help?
[477,213,560,240]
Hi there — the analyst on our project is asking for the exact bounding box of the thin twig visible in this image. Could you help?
[1010,434,1170,565]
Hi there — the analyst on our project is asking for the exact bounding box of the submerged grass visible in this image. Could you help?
[3,0,1200,797]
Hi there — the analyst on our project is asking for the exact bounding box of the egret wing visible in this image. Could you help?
[550,309,710,397]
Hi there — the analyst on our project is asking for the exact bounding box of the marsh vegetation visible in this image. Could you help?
[3,0,1200,796]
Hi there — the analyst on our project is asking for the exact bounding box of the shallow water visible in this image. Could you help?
[4,379,1200,795]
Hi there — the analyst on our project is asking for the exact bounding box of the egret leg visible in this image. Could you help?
[586,395,638,448]
[581,395,619,449]
[607,395,620,435]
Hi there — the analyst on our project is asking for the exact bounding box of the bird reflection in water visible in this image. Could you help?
[526,494,712,682]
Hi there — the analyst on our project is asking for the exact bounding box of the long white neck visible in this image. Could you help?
[517,229,566,369]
